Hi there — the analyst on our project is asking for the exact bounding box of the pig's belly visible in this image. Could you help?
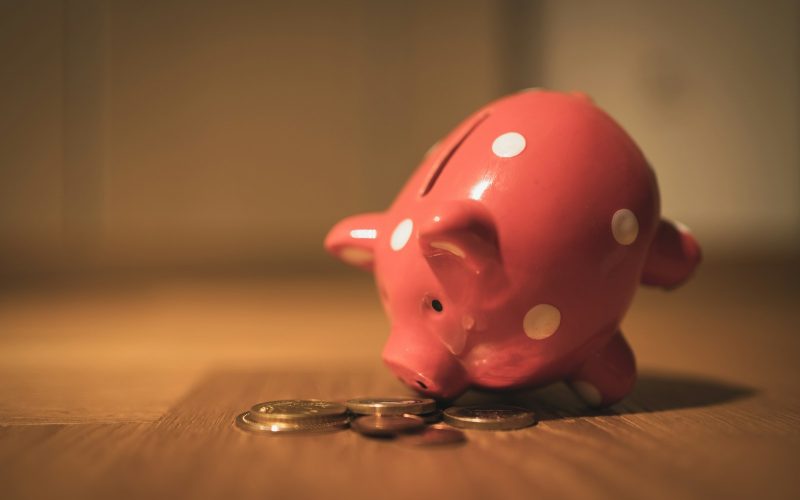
[462,330,611,390]
[462,344,572,390]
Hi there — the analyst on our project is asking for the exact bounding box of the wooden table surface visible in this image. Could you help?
[1,259,798,499]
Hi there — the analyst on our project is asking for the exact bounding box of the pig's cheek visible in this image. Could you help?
[374,274,394,316]
[378,286,390,314]
[461,314,476,332]
[432,317,468,356]
[418,297,464,356]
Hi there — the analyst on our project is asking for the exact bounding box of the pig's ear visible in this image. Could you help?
[324,212,383,272]
[641,219,702,289]
[418,201,502,286]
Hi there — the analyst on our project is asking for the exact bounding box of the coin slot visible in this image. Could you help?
[416,380,428,390]
[420,113,490,197]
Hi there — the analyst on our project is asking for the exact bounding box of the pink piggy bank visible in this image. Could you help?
[325,90,701,406]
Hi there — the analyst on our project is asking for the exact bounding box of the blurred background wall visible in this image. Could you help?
[1,0,798,279]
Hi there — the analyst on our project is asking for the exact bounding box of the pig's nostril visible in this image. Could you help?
[416,380,428,390]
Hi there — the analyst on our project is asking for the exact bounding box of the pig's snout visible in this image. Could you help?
[382,336,469,400]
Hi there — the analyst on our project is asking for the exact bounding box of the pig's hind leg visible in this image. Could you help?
[567,332,636,408]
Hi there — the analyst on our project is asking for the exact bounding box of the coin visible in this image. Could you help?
[249,400,348,424]
[412,410,443,424]
[443,405,537,430]
[235,411,349,434]
[397,424,466,446]
[345,397,437,416]
[350,414,426,437]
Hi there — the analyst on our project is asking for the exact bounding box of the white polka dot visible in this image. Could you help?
[612,209,639,245]
[339,247,373,265]
[390,218,414,251]
[523,304,561,340]
[571,381,602,407]
[492,132,526,158]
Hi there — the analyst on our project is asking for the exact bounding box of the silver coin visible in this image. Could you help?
[443,405,537,430]
[397,424,466,446]
[345,396,437,416]
[235,411,348,434]
[249,399,348,424]
[350,414,426,437]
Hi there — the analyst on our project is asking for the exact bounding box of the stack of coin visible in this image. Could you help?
[350,414,426,437]
[234,397,537,443]
[236,399,349,434]
[345,396,439,419]
[344,396,465,444]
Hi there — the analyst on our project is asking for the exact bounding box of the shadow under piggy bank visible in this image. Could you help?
[452,370,756,422]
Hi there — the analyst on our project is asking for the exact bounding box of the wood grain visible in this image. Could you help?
[0,260,798,499]
[1,368,796,500]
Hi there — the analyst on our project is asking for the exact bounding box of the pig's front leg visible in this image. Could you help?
[567,332,636,407]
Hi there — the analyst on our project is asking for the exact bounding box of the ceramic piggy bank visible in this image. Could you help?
[325,90,701,406]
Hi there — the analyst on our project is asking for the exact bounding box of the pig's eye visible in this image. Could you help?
[430,299,444,312]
